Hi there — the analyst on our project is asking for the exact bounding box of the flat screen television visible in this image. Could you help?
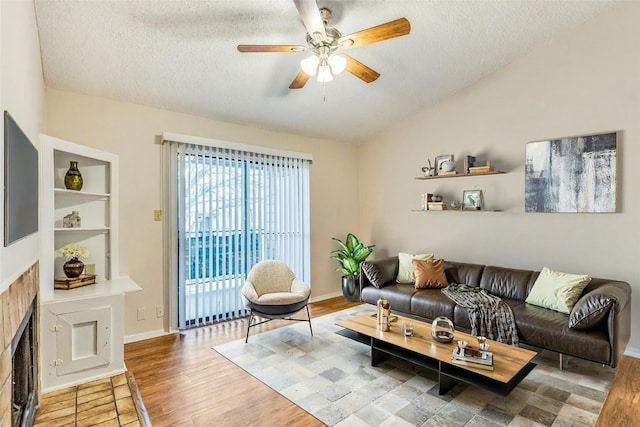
[4,111,39,246]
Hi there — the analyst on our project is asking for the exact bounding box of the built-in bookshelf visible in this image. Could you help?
[39,134,141,392]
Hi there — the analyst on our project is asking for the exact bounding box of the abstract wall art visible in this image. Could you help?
[525,132,618,213]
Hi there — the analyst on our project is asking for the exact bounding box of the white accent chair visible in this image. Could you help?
[241,260,312,342]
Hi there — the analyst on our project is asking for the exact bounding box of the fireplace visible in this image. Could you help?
[0,262,39,426]
[11,298,38,427]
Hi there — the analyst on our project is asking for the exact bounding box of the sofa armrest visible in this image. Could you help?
[574,281,631,317]
[602,281,632,368]
[359,257,399,295]
[570,280,631,367]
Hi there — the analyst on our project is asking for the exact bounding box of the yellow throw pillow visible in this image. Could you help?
[525,267,591,314]
[413,258,449,289]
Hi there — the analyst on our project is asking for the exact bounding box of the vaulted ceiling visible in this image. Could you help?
[34,0,616,144]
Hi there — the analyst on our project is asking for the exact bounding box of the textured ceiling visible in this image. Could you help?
[34,0,616,144]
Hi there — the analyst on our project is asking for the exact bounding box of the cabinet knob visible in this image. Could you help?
[49,324,63,332]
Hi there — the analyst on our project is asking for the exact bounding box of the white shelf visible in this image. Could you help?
[40,134,121,301]
[54,188,110,198]
[44,276,142,304]
[54,227,110,233]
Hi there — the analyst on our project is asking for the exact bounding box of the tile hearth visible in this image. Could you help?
[34,373,148,427]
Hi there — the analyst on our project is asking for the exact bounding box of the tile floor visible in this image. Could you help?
[34,373,144,427]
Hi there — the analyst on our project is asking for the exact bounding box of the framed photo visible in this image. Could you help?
[462,190,483,210]
[525,131,617,213]
[434,154,454,176]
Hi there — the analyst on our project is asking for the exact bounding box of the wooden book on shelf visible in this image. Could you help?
[469,166,495,174]
[54,274,97,290]
[427,202,448,210]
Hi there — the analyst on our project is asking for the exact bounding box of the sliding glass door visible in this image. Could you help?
[174,143,310,329]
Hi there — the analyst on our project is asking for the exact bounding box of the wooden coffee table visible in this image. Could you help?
[336,312,537,396]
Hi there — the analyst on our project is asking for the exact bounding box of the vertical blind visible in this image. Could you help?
[173,142,311,329]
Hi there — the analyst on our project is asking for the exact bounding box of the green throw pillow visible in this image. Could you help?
[525,267,591,314]
[396,252,434,283]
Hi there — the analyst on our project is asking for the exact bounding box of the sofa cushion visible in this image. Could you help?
[512,303,610,365]
[361,261,395,288]
[397,252,434,283]
[361,283,415,314]
[454,298,524,331]
[444,261,485,288]
[480,266,534,301]
[525,267,591,314]
[413,259,448,289]
[569,293,613,330]
[411,289,456,320]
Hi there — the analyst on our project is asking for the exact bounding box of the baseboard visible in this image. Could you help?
[624,346,640,359]
[309,291,344,303]
[124,294,347,342]
[124,329,173,344]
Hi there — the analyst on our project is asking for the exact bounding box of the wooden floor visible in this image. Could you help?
[595,354,640,427]
[124,297,640,427]
[123,297,360,427]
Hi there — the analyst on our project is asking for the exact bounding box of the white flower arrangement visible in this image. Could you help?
[60,243,89,261]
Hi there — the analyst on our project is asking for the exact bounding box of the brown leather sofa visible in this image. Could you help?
[359,257,631,368]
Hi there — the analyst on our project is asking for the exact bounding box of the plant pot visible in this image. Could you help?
[341,276,360,302]
[63,258,85,278]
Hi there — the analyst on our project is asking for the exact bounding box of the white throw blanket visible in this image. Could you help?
[442,283,519,346]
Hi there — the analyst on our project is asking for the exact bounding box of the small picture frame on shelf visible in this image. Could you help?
[435,155,454,176]
[462,190,483,210]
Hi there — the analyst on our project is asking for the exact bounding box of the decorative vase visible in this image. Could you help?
[431,316,454,343]
[63,258,85,278]
[64,161,83,191]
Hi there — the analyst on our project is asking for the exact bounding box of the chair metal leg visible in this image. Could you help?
[245,311,254,343]
[244,304,313,343]
[306,304,313,336]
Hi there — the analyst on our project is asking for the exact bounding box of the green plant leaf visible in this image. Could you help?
[353,245,373,262]
[331,234,372,279]
[346,233,359,252]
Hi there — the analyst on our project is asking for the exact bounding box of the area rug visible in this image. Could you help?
[213,306,615,426]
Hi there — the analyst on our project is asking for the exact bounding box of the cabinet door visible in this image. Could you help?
[55,307,112,375]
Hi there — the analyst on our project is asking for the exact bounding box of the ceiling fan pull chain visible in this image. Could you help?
[323,79,326,102]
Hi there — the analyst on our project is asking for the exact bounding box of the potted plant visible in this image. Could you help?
[331,233,374,301]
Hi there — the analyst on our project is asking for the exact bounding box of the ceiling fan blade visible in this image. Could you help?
[339,18,411,50]
[292,0,326,42]
[237,45,307,53]
[341,54,380,83]
[289,69,311,89]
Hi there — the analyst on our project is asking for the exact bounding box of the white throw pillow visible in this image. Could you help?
[525,267,591,314]
[396,252,434,283]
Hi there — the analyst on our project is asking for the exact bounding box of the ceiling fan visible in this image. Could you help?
[237,0,411,89]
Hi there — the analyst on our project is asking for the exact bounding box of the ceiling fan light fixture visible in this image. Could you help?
[340,39,354,48]
[328,54,347,75]
[300,55,319,76]
[316,64,333,82]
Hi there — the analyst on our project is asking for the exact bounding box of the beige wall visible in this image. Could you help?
[358,2,640,354]
[44,89,359,336]
[0,0,45,293]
